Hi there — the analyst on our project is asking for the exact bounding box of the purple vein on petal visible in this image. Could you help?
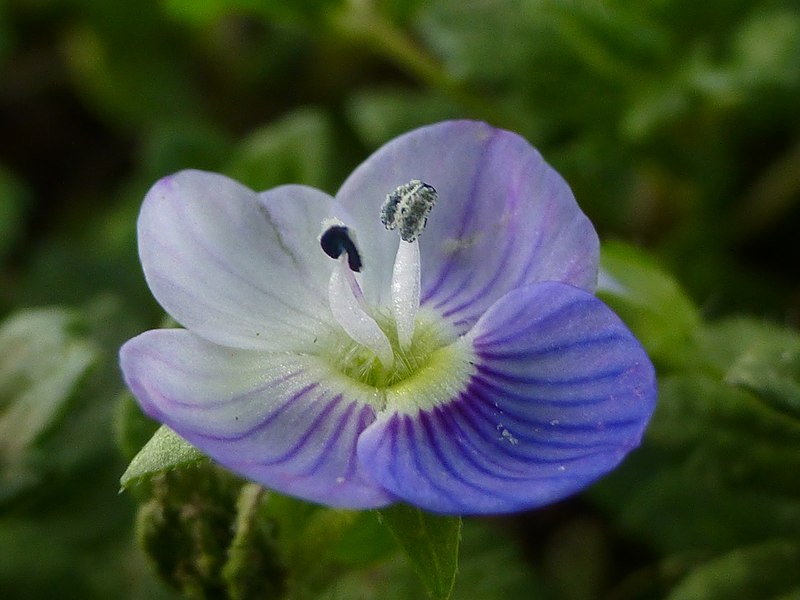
[468,374,623,408]
[249,395,343,465]
[474,362,630,387]
[298,400,360,476]
[404,414,473,512]
[423,408,536,483]
[416,410,524,499]
[420,131,498,305]
[191,382,320,442]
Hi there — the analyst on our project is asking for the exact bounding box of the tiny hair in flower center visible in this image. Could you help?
[319,180,441,381]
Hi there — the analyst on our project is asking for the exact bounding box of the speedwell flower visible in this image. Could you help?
[120,120,656,515]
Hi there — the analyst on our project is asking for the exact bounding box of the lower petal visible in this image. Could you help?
[120,329,394,508]
[357,282,656,514]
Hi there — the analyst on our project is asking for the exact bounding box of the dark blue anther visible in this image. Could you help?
[320,225,362,272]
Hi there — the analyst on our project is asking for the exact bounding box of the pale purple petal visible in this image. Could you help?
[120,329,394,508]
[139,170,336,351]
[335,120,599,333]
[356,282,655,514]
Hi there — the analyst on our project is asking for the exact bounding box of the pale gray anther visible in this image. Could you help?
[380,180,438,242]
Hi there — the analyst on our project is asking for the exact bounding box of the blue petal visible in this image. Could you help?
[335,121,599,333]
[120,329,394,509]
[357,282,656,514]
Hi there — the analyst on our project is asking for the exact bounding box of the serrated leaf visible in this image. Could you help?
[667,540,800,600]
[598,240,700,370]
[120,425,206,489]
[378,504,461,600]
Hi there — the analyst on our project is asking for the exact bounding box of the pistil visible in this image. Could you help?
[381,180,438,350]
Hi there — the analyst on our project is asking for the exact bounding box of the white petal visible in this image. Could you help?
[139,170,336,351]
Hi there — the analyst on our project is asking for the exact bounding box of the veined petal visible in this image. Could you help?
[139,170,335,351]
[357,282,655,514]
[120,329,394,509]
[335,121,599,333]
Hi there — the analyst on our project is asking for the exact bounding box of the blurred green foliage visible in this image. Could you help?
[1,0,800,598]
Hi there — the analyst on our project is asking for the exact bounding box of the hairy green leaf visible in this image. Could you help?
[120,425,206,489]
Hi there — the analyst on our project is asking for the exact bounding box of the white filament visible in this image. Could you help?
[328,258,394,368]
[391,239,421,350]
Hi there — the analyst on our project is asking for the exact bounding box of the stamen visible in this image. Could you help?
[320,220,362,272]
[381,180,438,349]
[321,222,393,368]
[381,180,438,242]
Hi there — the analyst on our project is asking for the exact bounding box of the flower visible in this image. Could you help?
[120,120,656,515]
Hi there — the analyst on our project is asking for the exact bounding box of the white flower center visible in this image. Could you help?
[319,181,440,377]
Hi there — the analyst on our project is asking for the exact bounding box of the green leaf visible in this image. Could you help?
[0,308,97,500]
[346,89,460,148]
[377,504,461,600]
[0,166,30,261]
[592,374,800,554]
[698,318,800,420]
[162,0,344,26]
[667,540,800,600]
[120,425,206,489]
[225,109,339,192]
[598,240,700,370]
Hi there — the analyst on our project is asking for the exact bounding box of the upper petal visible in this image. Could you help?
[120,329,394,508]
[138,170,336,351]
[356,282,655,514]
[335,120,599,333]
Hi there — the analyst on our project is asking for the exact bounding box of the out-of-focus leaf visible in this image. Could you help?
[225,109,338,192]
[0,167,30,261]
[115,391,160,462]
[62,13,199,130]
[716,321,800,420]
[120,425,206,490]
[598,240,700,370]
[346,89,459,148]
[378,504,461,600]
[730,10,800,91]
[375,0,427,24]
[140,120,234,181]
[593,374,800,555]
[666,540,800,600]
[0,308,97,500]
[162,0,344,25]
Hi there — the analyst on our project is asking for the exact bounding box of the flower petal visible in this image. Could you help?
[120,329,394,508]
[139,170,336,351]
[335,121,599,333]
[357,282,655,514]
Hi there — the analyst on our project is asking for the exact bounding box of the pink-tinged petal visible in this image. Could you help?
[335,120,599,333]
[120,329,394,509]
[139,170,336,351]
[357,282,655,514]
